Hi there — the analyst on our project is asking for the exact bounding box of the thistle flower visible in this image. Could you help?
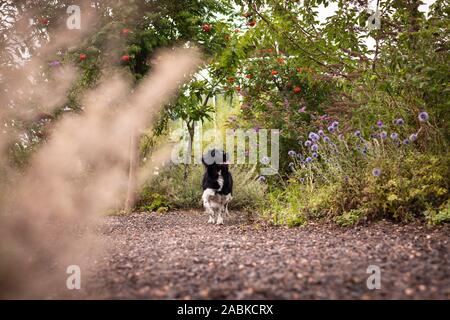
[372,168,382,177]
[390,132,399,140]
[312,152,319,158]
[311,144,319,152]
[418,111,429,122]
[288,150,296,157]
[305,157,312,163]
[354,130,362,137]
[309,132,320,141]
[380,131,388,139]
[409,133,418,142]
[376,120,384,128]
[394,118,404,125]
[257,176,266,182]
[304,140,312,147]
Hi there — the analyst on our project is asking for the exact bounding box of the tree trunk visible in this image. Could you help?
[124,129,138,213]
[183,121,195,180]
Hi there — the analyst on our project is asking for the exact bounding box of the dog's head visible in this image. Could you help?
[202,148,229,173]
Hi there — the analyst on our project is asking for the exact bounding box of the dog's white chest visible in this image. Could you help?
[217,173,224,191]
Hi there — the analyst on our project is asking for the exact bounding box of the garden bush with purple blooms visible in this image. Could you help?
[261,113,449,226]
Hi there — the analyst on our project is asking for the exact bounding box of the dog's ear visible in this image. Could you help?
[203,148,230,165]
[202,149,215,166]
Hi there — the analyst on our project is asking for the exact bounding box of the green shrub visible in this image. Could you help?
[334,208,368,227]
[363,153,449,221]
[425,200,450,225]
[263,115,449,226]
[135,187,171,212]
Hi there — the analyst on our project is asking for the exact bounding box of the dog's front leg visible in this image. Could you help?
[224,203,229,219]
[207,207,215,224]
[216,206,224,225]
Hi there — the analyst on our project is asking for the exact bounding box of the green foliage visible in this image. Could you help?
[425,200,450,225]
[135,189,171,213]
[264,128,450,226]
[334,209,368,227]
[363,153,449,221]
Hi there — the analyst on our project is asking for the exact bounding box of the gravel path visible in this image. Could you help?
[85,210,450,299]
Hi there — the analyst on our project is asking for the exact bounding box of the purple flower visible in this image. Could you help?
[390,132,399,140]
[323,136,331,143]
[331,121,339,128]
[372,168,382,177]
[318,129,324,136]
[409,133,418,142]
[311,144,319,152]
[354,130,362,137]
[312,152,319,158]
[309,132,320,141]
[327,126,335,133]
[380,131,388,139]
[304,140,312,147]
[376,120,384,128]
[305,157,312,163]
[257,176,266,182]
[403,139,410,145]
[394,118,404,125]
[288,150,296,157]
[254,126,260,132]
[418,111,429,122]
[299,178,305,183]
[49,60,61,67]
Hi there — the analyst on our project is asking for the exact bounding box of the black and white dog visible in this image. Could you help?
[202,149,233,225]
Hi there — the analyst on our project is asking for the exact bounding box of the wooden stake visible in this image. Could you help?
[124,129,137,214]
